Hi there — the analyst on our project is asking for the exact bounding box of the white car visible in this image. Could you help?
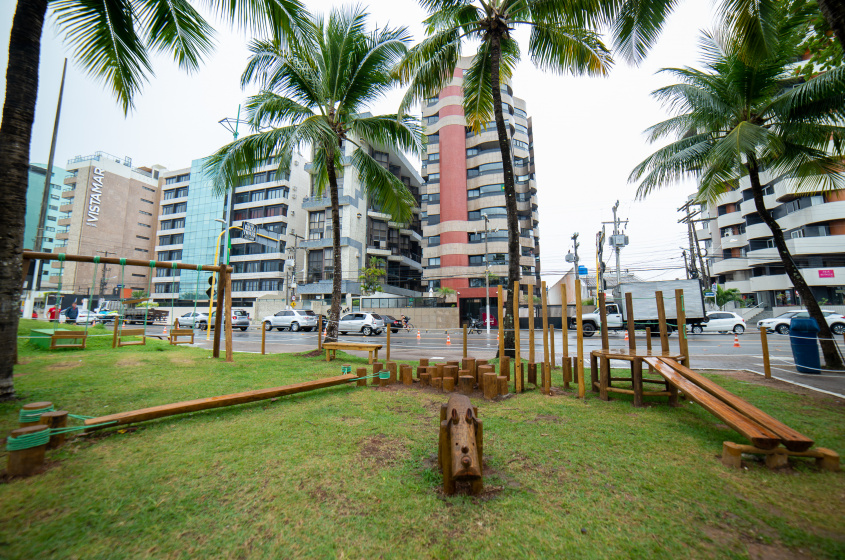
[338,312,384,336]
[692,311,746,334]
[759,310,845,335]
[263,309,318,332]
[59,309,99,325]
[175,312,208,329]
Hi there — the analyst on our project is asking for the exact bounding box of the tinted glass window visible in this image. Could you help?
[302,311,316,316]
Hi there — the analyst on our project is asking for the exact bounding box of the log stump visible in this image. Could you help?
[459,375,474,395]
[20,402,53,428]
[497,376,508,396]
[420,372,431,387]
[444,365,459,384]
[401,364,413,386]
[527,363,538,385]
[372,362,383,386]
[356,367,368,387]
[435,363,445,380]
[442,377,455,392]
[415,365,424,379]
[387,361,398,384]
[419,358,429,367]
[39,410,68,450]
[6,425,49,476]
[483,372,498,400]
[432,377,443,390]
[500,356,510,380]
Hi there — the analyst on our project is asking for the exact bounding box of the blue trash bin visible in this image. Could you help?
[789,317,820,374]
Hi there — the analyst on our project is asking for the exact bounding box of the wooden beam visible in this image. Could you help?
[599,292,609,351]
[497,285,504,358]
[84,374,358,428]
[513,280,521,393]
[675,288,689,367]
[224,265,234,363]
[625,292,636,351]
[655,290,669,354]
[541,280,550,394]
[22,251,224,272]
[575,278,585,399]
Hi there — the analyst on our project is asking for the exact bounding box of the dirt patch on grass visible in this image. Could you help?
[527,414,563,424]
[169,357,195,365]
[116,359,142,368]
[45,361,82,371]
[299,349,323,358]
[358,434,407,466]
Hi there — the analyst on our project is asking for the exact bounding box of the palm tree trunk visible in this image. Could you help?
[747,161,843,369]
[324,142,342,343]
[489,31,520,358]
[0,0,49,401]
[817,0,845,53]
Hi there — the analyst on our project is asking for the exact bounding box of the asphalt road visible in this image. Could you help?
[130,324,845,398]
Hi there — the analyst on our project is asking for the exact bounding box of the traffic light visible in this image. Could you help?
[206,275,215,300]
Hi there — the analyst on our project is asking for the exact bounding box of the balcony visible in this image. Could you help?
[716,211,744,229]
[710,257,749,275]
[57,218,72,227]
[61,189,75,198]
[719,233,747,249]
[59,204,74,213]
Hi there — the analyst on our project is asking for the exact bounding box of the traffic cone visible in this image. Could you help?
[416,330,421,339]
[446,334,451,345]
[733,334,740,348]
[163,325,168,337]
[624,330,629,341]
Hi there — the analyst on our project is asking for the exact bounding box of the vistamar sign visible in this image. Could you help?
[86,167,105,227]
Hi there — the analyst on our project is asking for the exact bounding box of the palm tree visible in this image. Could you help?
[630,10,845,368]
[397,0,612,357]
[0,0,307,401]
[204,7,420,343]
[714,285,745,310]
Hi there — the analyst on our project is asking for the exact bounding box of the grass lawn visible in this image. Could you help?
[1,319,843,559]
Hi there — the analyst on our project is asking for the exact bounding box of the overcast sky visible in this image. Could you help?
[1,0,719,284]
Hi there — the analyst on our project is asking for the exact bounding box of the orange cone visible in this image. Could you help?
[733,334,740,348]
[624,330,629,341]
[163,325,168,337]
[446,334,451,345]
[417,330,421,339]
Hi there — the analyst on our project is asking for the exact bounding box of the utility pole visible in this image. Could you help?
[286,234,304,309]
[678,200,711,289]
[603,200,629,289]
[483,215,491,336]
[96,250,115,304]
[595,227,605,299]
[681,249,690,279]
[566,232,580,278]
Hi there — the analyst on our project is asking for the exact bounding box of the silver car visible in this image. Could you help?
[175,312,208,329]
[338,312,384,336]
[263,309,318,332]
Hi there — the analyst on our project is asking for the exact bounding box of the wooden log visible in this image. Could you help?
[461,357,474,376]
[500,356,510,381]
[6,425,49,477]
[223,266,234,363]
[541,280,550,375]
[632,359,644,408]
[529,297,535,364]
[213,267,226,359]
[561,283,570,365]
[372,362,383,385]
[442,376,455,392]
[625,292,637,351]
[444,365,459,384]
[446,360,460,368]
[497,376,508,396]
[599,356,610,401]
[721,441,743,469]
[459,375,474,395]
[550,325,556,370]
[387,361,397,384]
[420,372,431,387]
[386,326,391,362]
[541,363,551,395]
[20,402,54,428]
[497,284,505,358]
[84,374,358,428]
[516,362,524,393]
[356,367,368,387]
[599,292,609,351]
[401,364,413,386]
[39,410,68,449]
[514,280,522,393]
[527,362,537,385]
[655,291,669,354]
[760,327,771,379]
[575,278,585,398]
[420,358,429,367]
[432,376,443,390]
[483,372,498,400]
[463,323,468,358]
[317,315,322,351]
[436,363,445,380]
[675,288,689,367]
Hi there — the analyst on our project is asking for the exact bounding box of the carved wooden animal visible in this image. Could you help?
[438,394,483,495]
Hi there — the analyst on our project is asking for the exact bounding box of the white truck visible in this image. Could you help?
[580,279,706,337]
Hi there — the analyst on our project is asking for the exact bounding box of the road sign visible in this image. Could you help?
[241,221,256,241]
[578,265,588,275]
[704,291,715,298]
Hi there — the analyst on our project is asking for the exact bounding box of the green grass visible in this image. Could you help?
[1,319,843,559]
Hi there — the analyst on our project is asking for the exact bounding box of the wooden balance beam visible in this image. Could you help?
[83,373,358,429]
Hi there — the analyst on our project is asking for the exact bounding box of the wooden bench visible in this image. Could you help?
[30,329,88,350]
[169,328,195,345]
[590,348,686,407]
[323,342,382,364]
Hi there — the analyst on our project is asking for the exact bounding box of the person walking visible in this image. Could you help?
[65,302,79,325]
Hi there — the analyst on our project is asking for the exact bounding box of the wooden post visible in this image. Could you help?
[401,364,413,386]
[224,266,234,363]
[550,325,556,370]
[527,362,537,385]
[655,291,669,354]
[421,372,431,387]
[261,322,266,355]
[442,376,455,392]
[675,288,689,368]
[500,355,510,380]
[646,327,654,374]
[463,323,467,358]
[459,375,474,395]
[483,372,498,400]
[497,285,504,358]
[387,361,397,384]
[39,410,68,449]
[599,292,609,351]
[541,280,550,382]
[213,267,226,359]
[575,279,585,398]
[625,292,636,351]
[112,317,120,348]
[6,425,49,477]
[761,327,771,379]
[444,365,459,385]
[317,315,322,351]
[497,376,508,396]
[356,367,368,387]
[529,292,535,364]
[372,362,383,385]
[514,280,522,393]
[386,326,391,362]
[20,402,53,428]
[561,283,570,387]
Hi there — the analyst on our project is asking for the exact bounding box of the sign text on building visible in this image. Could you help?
[819,269,835,278]
[86,167,105,227]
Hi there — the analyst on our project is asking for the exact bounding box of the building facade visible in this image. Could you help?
[419,57,541,319]
[25,163,70,289]
[54,152,163,297]
[150,155,309,308]
[705,173,845,308]
[298,137,424,306]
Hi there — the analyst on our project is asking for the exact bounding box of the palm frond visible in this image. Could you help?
[201,0,310,43]
[462,41,494,131]
[350,148,416,223]
[396,30,464,113]
[135,0,215,72]
[244,91,314,129]
[53,0,152,113]
[528,21,612,76]
[349,115,423,158]
[611,0,680,64]
[719,0,781,61]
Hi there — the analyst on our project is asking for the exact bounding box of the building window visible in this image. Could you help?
[250,190,265,202]
[136,235,150,240]
[369,220,388,245]
[307,249,332,282]
[425,115,438,125]
[428,153,439,163]
[265,204,287,217]
[428,257,440,267]
[50,194,60,200]
[134,248,149,253]
[139,210,152,216]
[467,162,504,178]
[266,186,289,200]
[162,202,186,214]
[142,185,156,193]
[427,134,439,145]
[514,107,527,118]
[47,215,57,221]
[428,235,440,246]
[141,198,154,205]
[233,209,247,221]
[138,222,151,228]
[249,207,264,220]
[309,211,325,240]
[426,173,439,183]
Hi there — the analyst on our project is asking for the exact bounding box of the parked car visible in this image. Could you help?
[758,310,845,335]
[338,312,384,336]
[381,315,403,333]
[263,309,318,332]
[59,309,99,325]
[175,312,208,329]
[199,309,251,331]
[690,311,746,334]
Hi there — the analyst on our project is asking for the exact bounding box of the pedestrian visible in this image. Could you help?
[47,306,57,320]
[65,302,79,325]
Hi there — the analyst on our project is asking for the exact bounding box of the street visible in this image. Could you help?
[130,325,845,398]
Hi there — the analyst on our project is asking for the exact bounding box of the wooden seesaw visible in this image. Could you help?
[83,373,361,429]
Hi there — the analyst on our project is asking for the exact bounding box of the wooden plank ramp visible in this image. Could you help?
[644,357,781,450]
[659,358,813,452]
[84,374,357,429]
